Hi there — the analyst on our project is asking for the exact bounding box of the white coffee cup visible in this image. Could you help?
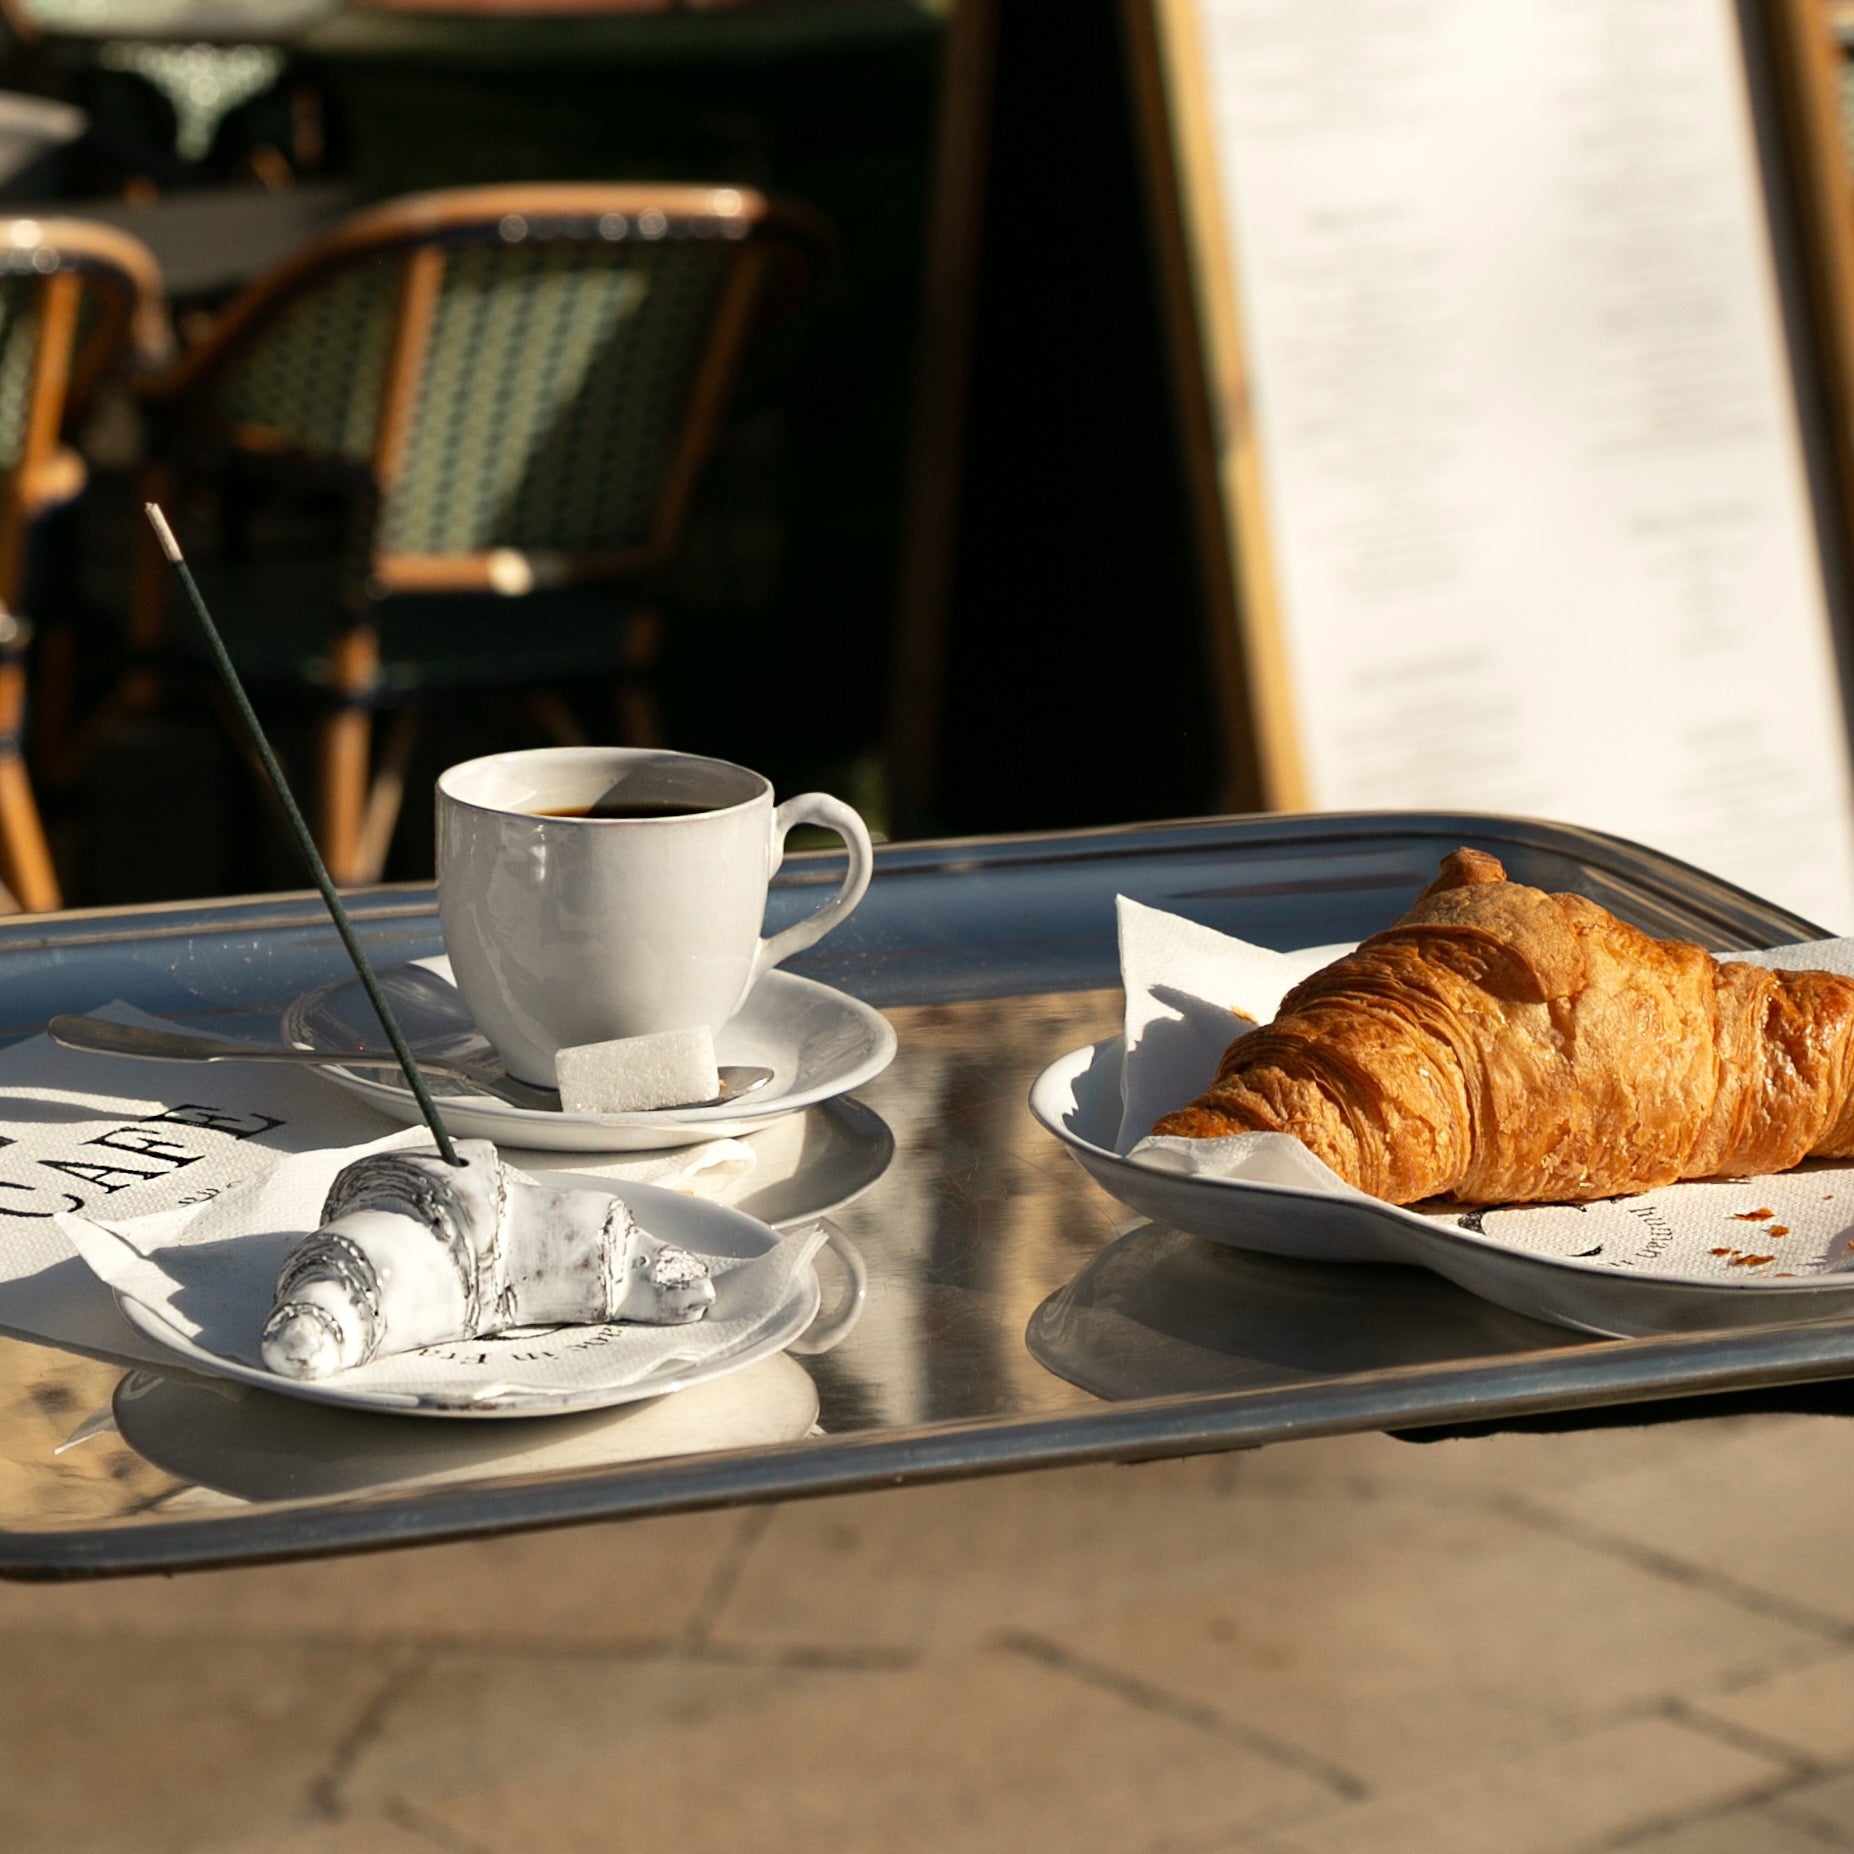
[436,747,874,1085]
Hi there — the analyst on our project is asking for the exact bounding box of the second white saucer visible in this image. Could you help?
[281,960,896,1152]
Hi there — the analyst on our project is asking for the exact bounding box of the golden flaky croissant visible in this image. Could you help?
[1151,848,1854,1206]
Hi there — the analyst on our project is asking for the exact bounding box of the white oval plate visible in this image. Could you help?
[281,962,897,1152]
[112,1179,825,1417]
[1030,1037,1854,1338]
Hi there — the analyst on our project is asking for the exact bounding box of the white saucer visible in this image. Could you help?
[281,961,897,1152]
[1030,1036,1854,1338]
[108,1178,846,1418]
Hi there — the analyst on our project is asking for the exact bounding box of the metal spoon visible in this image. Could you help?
[46,1016,775,1115]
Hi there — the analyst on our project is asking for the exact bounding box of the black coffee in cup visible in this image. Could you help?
[533,801,712,820]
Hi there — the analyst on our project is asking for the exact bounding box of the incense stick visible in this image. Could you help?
[144,504,463,1166]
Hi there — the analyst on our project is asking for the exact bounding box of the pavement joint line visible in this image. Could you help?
[1660,1695,1825,1776]
[1486,1489,1854,1644]
[1708,1639,1854,1698]
[994,1629,1370,1804]
[1205,1450,1245,1494]
[684,1640,918,1672]
[1590,1778,1851,1854]
[384,1795,500,1854]
[681,1504,776,1652]
[1766,1793,1854,1850]
[1564,1752,1833,1854]
[306,1646,432,1823]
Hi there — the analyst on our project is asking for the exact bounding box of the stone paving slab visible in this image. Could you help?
[194,1820,439,1854]
[0,1629,412,1854]
[1240,1717,1785,1854]
[357,1643,1338,1854]
[4,1413,1854,1852]
[709,1455,1249,1660]
[1505,1418,1854,1629]
[867,1463,1828,1791]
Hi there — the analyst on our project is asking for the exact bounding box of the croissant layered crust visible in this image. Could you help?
[1151,847,1854,1206]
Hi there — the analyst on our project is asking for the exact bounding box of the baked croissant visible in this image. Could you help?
[1151,848,1854,1206]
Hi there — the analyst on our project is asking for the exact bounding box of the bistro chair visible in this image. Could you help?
[112,182,819,886]
[0,215,163,912]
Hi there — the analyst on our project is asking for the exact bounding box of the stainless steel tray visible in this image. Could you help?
[5,810,1852,1579]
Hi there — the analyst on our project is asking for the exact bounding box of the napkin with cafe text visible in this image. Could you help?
[0,1002,757,1371]
[1114,895,1854,1285]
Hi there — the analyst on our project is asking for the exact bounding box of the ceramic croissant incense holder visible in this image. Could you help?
[262,1141,715,1379]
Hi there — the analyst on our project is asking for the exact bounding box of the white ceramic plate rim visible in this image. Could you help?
[1029,1036,1854,1304]
[111,1176,823,1419]
[283,966,897,1132]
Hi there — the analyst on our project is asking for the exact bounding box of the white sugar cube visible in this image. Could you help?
[554,1026,719,1115]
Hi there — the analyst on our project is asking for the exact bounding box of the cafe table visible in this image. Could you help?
[14,1,340,44]
[5,180,359,300]
[5,809,1854,1581]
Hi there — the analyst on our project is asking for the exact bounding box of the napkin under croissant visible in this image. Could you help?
[1152,848,1854,1206]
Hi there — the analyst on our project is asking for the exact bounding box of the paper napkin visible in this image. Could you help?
[1113,896,1854,1285]
[1114,896,1350,1155]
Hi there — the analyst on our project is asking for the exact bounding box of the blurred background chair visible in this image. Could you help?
[0,213,162,911]
[84,181,820,886]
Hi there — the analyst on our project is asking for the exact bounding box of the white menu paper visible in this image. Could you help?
[1193,0,1854,927]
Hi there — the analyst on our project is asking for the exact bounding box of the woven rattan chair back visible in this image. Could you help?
[0,217,164,912]
[0,218,164,589]
[136,184,811,884]
[165,184,799,594]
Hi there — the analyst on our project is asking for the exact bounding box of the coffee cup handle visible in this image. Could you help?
[751,793,875,988]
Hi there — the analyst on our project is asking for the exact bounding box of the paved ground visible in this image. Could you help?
[2,1409,1854,1852]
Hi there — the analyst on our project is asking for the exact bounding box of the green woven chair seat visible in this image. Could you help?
[183,554,640,696]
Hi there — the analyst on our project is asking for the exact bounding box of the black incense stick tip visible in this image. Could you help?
[142,504,463,1166]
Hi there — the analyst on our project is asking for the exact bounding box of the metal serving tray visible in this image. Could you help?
[5,810,1854,1579]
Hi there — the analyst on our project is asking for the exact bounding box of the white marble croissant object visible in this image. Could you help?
[261,1140,715,1380]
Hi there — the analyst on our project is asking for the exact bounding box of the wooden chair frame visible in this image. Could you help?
[130,182,822,885]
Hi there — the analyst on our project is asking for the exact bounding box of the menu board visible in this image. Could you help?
[1136,0,1854,929]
